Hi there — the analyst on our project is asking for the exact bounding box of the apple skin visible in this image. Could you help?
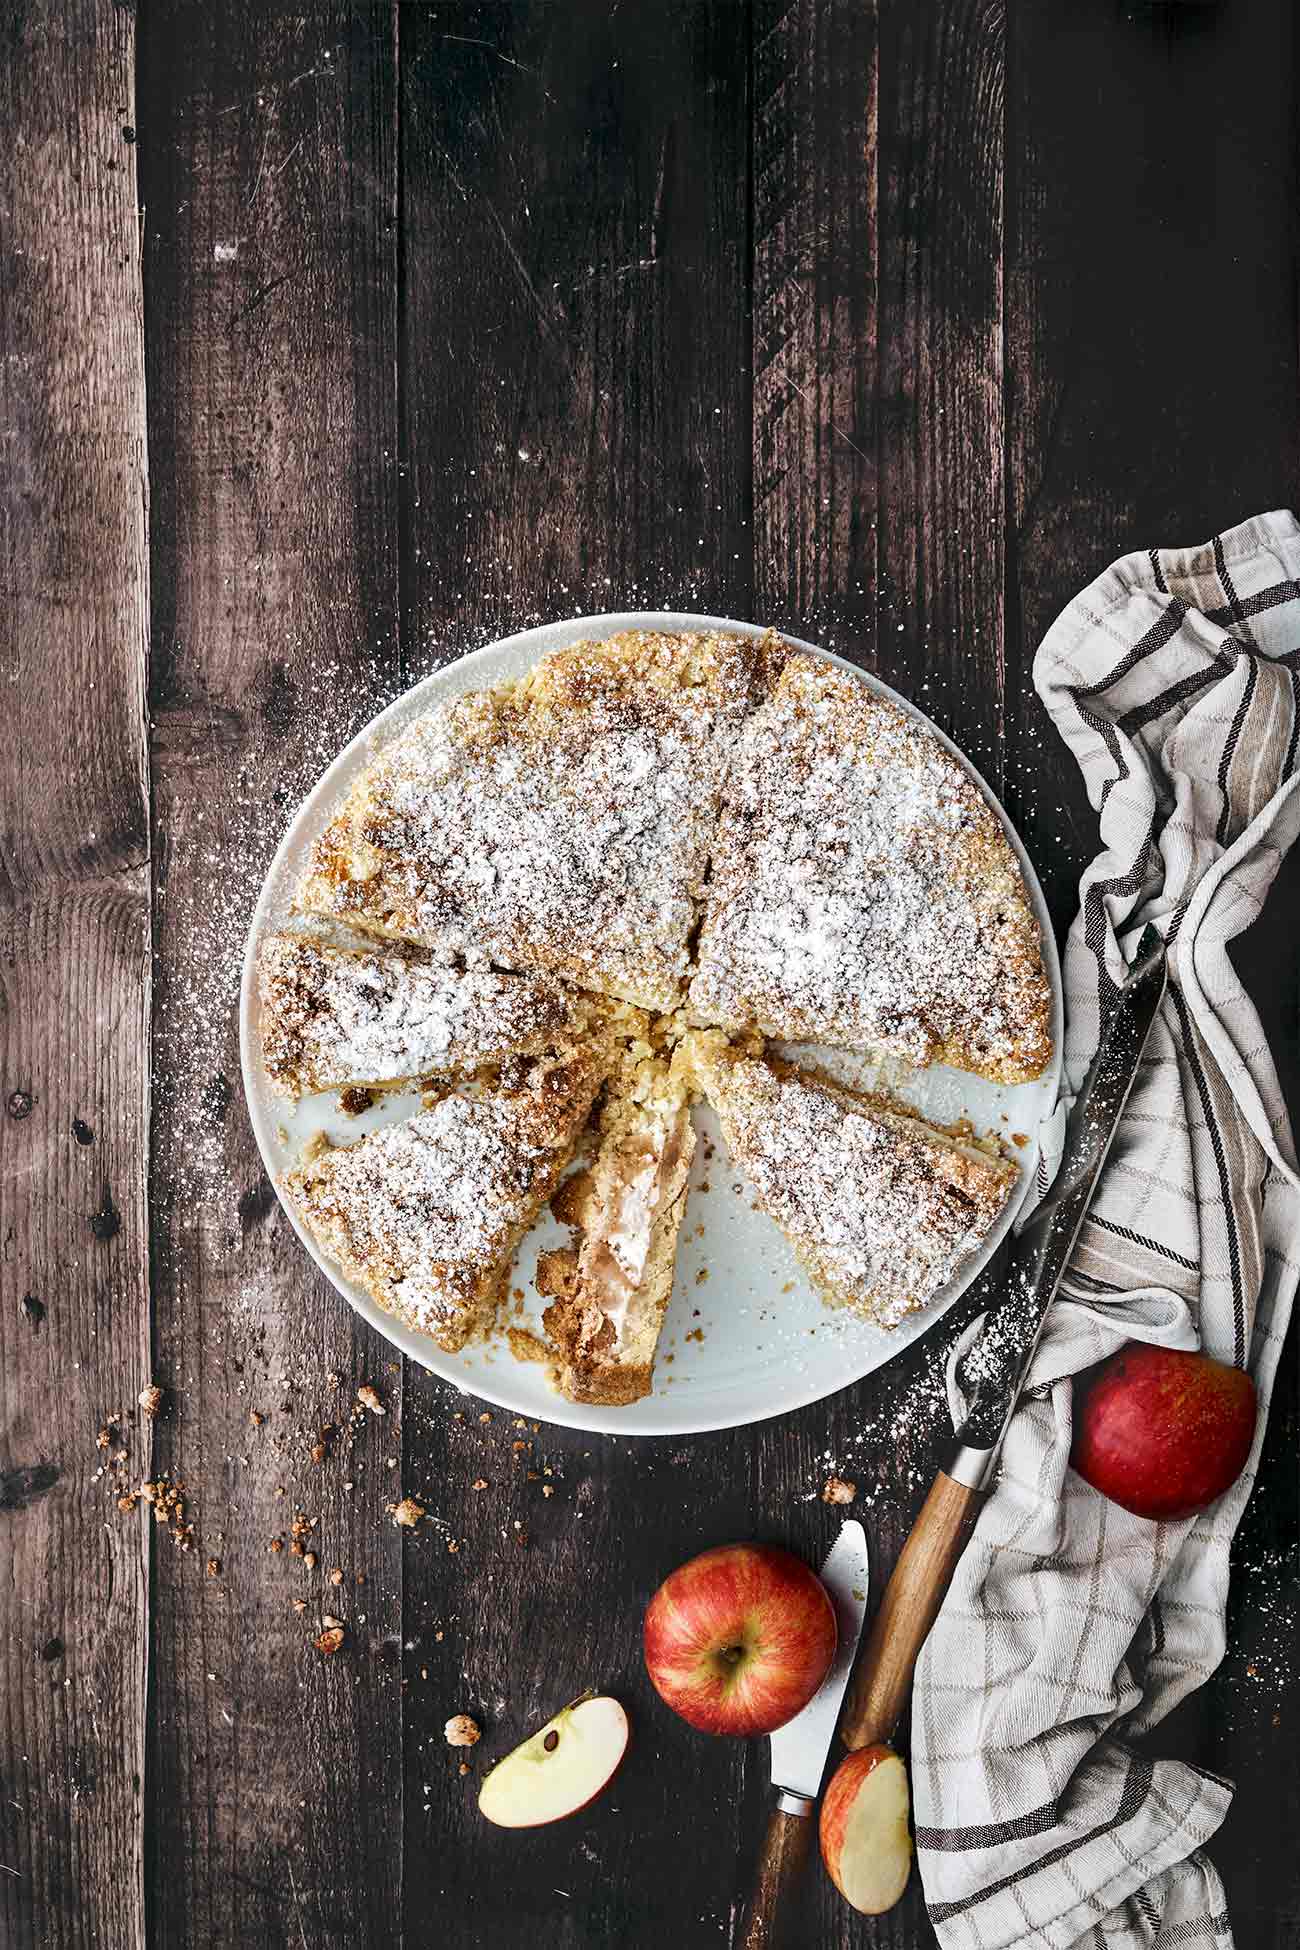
[820,1744,913,1915]
[1071,1344,1257,1521]
[643,1543,836,1736]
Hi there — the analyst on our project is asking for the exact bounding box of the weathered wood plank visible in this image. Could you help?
[397,6,759,1943]
[137,5,404,1944]
[1006,3,1300,1937]
[400,0,753,674]
[0,4,151,1946]
[752,0,878,651]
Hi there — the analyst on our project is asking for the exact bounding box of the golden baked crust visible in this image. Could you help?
[295,629,789,1013]
[280,1038,614,1352]
[541,1039,695,1407]
[688,653,1053,1083]
[257,922,584,1100]
[682,1030,1017,1327]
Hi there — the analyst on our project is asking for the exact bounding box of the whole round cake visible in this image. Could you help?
[259,629,1053,1408]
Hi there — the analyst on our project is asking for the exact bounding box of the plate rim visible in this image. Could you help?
[238,610,1064,1436]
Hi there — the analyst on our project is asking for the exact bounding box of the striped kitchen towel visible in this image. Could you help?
[911,511,1300,1948]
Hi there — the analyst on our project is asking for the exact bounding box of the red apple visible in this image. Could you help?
[820,1745,913,1915]
[1072,1344,1257,1521]
[643,1543,836,1736]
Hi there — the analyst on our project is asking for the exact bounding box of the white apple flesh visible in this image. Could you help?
[477,1695,629,1829]
[819,1745,913,1915]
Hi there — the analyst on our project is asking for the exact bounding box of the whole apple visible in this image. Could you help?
[643,1543,836,1736]
[1071,1344,1257,1521]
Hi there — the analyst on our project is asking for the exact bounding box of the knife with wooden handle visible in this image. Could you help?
[740,1520,870,1948]
[840,927,1168,1752]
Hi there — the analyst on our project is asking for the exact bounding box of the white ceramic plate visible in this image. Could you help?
[239,612,1063,1435]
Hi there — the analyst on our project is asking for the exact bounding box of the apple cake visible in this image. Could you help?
[687,652,1052,1083]
[682,1031,1017,1327]
[268,626,1051,1401]
[540,1039,695,1407]
[257,922,587,1100]
[295,629,789,1013]
[280,1037,614,1352]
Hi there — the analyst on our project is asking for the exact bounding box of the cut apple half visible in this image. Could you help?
[819,1744,913,1915]
[478,1694,629,1829]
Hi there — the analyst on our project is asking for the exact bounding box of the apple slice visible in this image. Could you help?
[478,1695,629,1829]
[820,1745,912,1915]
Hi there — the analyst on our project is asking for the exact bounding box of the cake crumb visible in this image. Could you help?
[444,1713,480,1747]
[357,1383,386,1416]
[822,1476,857,1505]
[391,1497,425,1528]
[314,1625,345,1656]
[138,1383,164,1418]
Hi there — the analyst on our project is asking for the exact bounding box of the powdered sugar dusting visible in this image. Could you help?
[257,924,577,1098]
[690,654,1052,1081]
[689,1036,1017,1326]
[297,632,783,1011]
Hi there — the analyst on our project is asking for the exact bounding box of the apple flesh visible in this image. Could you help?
[643,1543,836,1736]
[1071,1344,1257,1521]
[820,1745,912,1915]
[477,1695,628,1828]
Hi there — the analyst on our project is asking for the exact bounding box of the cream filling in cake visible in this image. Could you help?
[541,1045,696,1407]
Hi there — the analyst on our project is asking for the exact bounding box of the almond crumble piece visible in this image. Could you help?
[391,1497,425,1528]
[357,1384,386,1416]
[444,1713,480,1748]
[822,1475,857,1505]
[315,1625,345,1656]
[138,1383,164,1418]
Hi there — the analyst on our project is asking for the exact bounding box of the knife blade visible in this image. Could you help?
[838,925,1168,1754]
[740,1520,870,1949]
[947,922,1169,1479]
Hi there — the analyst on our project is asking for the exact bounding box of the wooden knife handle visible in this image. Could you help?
[741,1799,815,1950]
[839,1470,984,1751]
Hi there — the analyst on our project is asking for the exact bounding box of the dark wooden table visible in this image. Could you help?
[3,3,1297,1945]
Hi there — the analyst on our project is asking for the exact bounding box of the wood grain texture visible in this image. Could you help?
[840,1474,982,1754]
[399,0,753,674]
[1005,6,1300,1936]
[137,5,404,1945]
[741,1802,816,1950]
[752,0,878,650]
[0,5,150,1947]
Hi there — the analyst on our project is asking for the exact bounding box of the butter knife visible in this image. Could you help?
[740,1518,870,1949]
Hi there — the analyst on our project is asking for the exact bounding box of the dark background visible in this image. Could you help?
[1,2,1297,1946]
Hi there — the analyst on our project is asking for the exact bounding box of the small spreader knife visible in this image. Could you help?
[741,1518,870,1949]
[839,926,1168,1753]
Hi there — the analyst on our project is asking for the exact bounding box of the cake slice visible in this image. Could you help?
[539,1040,695,1408]
[683,1031,1017,1327]
[257,921,584,1101]
[295,629,788,1012]
[688,653,1053,1083]
[280,1039,614,1352]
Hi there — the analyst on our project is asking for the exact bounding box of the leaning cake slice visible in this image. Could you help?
[257,922,585,1101]
[682,1031,1017,1327]
[280,1039,613,1352]
[540,1040,695,1408]
[295,629,788,1013]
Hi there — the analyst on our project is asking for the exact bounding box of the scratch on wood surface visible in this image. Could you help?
[286,1857,309,1950]
[436,33,556,101]
[765,356,873,465]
